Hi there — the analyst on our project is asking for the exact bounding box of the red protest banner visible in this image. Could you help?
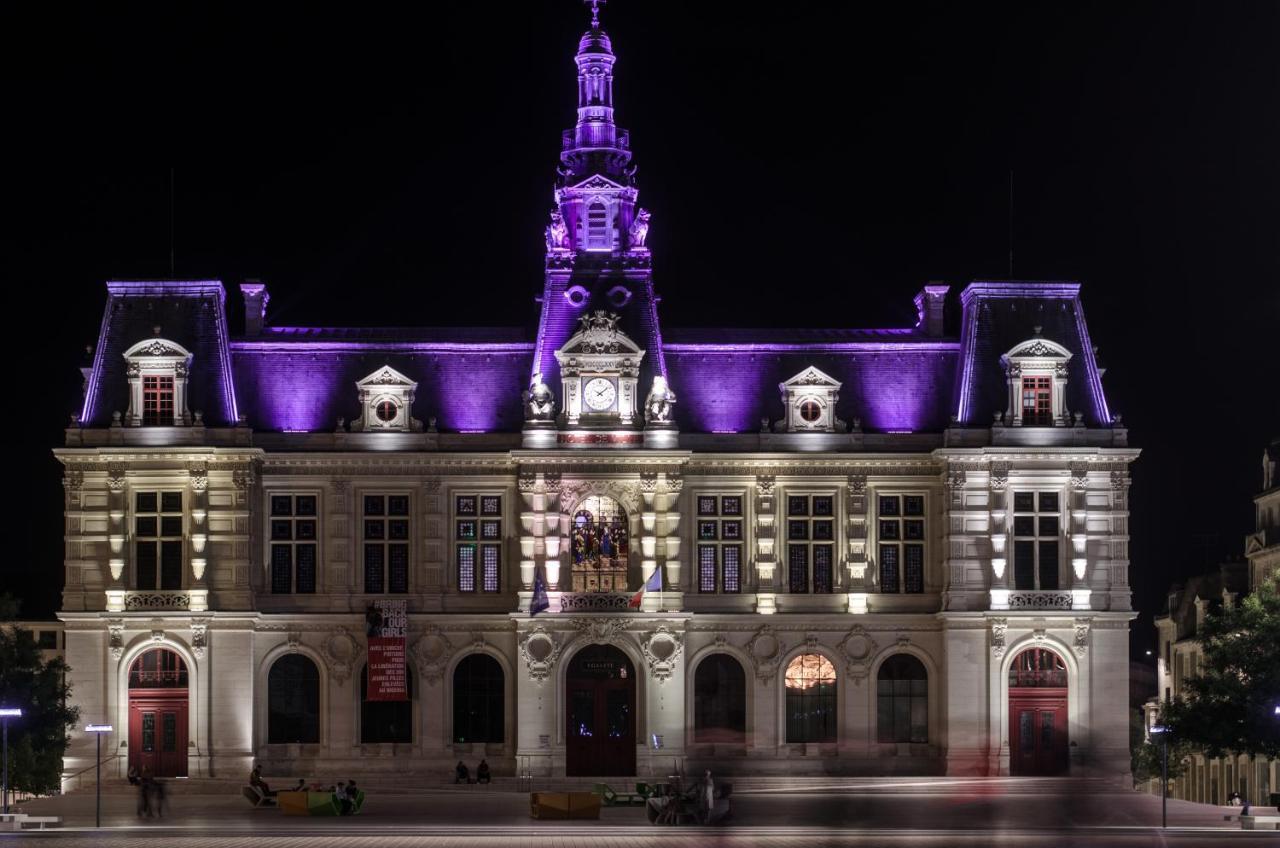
[365,599,407,701]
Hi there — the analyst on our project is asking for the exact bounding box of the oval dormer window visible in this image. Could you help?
[376,400,399,423]
[799,399,822,424]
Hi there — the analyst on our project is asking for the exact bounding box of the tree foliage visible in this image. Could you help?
[0,626,80,795]
[1160,574,1280,760]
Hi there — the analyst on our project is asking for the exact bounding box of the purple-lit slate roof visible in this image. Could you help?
[78,280,1116,435]
[80,282,238,427]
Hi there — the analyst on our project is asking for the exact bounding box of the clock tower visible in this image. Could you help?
[524,0,675,449]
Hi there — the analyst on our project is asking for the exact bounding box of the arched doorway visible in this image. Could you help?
[1008,647,1068,775]
[566,643,635,776]
[128,648,189,777]
[453,653,504,744]
[268,654,320,744]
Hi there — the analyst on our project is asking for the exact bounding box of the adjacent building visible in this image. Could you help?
[1146,438,1280,805]
[54,7,1138,784]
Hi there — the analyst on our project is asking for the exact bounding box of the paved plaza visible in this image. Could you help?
[1,778,1271,846]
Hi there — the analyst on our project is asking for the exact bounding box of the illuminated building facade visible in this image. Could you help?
[55,7,1137,783]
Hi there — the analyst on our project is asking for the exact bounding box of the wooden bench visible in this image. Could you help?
[594,782,645,806]
[1240,815,1280,830]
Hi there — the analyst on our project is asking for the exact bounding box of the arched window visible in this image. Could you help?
[129,648,187,688]
[570,495,630,592]
[877,654,928,743]
[694,654,746,743]
[360,665,413,744]
[586,201,610,250]
[453,654,504,744]
[268,654,320,744]
[784,653,836,743]
[1008,648,1067,688]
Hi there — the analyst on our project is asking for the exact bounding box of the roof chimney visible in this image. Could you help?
[240,281,269,336]
[914,284,949,337]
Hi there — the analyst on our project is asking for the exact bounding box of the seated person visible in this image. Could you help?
[343,780,359,814]
[476,760,491,784]
[455,761,471,784]
[336,782,352,815]
[292,778,306,791]
[249,765,276,797]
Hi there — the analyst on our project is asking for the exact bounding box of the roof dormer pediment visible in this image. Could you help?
[1003,336,1073,362]
[357,364,416,388]
[569,174,626,192]
[780,365,842,390]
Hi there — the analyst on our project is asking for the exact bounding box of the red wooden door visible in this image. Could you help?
[129,693,188,777]
[565,645,636,776]
[1009,693,1067,775]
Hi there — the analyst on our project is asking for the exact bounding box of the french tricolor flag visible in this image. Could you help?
[628,567,663,609]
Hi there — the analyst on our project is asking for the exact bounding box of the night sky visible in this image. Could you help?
[8,2,1279,659]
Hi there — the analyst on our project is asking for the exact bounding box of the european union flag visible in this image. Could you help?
[530,567,550,616]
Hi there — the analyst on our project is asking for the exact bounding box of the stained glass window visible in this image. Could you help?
[878,494,925,594]
[785,654,837,743]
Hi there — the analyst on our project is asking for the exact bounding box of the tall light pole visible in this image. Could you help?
[85,724,113,828]
[1,708,21,815]
[1150,724,1170,829]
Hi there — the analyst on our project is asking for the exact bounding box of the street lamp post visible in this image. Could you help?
[1150,724,1170,829]
[0,708,22,815]
[85,724,113,828]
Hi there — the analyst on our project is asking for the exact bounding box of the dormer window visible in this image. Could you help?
[351,365,422,432]
[778,366,844,433]
[142,375,175,425]
[1000,333,1073,427]
[122,336,193,427]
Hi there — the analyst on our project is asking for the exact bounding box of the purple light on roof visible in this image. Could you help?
[665,340,959,354]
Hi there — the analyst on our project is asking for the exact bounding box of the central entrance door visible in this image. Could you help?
[1008,648,1068,776]
[566,643,636,776]
[127,648,189,777]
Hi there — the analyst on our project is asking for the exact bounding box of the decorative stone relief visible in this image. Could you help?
[989,461,1010,491]
[188,462,208,493]
[410,625,456,685]
[518,472,537,493]
[836,624,878,683]
[1069,462,1089,490]
[108,619,124,661]
[107,469,127,493]
[638,472,658,493]
[746,625,783,684]
[190,620,208,659]
[233,469,255,491]
[1073,618,1090,658]
[519,626,563,683]
[572,617,628,645]
[287,632,302,653]
[150,628,165,643]
[323,628,361,685]
[990,617,1008,659]
[639,626,684,682]
[1032,628,1048,644]
[755,476,775,497]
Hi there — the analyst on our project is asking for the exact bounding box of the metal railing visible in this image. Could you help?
[61,753,123,792]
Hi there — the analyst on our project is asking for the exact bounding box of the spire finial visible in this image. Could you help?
[585,0,605,29]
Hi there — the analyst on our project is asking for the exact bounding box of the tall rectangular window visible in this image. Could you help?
[1012,491,1061,590]
[878,494,925,593]
[364,494,410,594]
[142,375,175,425]
[135,491,183,590]
[269,494,318,594]
[456,494,501,593]
[1021,376,1053,425]
[694,494,744,593]
[786,494,836,593]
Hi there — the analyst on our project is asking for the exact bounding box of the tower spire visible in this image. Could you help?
[586,0,605,29]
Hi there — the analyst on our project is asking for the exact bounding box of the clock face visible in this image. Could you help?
[584,378,617,411]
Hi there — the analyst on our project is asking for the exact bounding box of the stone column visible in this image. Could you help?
[659,472,682,603]
[105,468,127,611]
[518,472,539,591]
[754,476,776,614]
[845,474,869,614]
[187,463,209,612]
[988,461,1011,609]
[1068,462,1091,610]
